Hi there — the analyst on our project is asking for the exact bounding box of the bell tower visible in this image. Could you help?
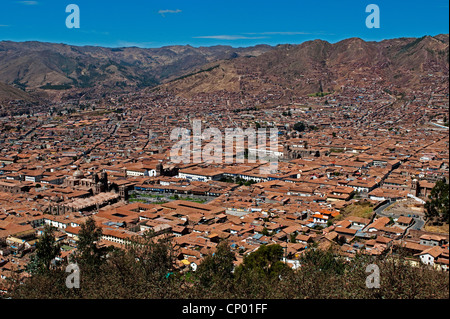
[157,162,164,176]
[100,171,108,192]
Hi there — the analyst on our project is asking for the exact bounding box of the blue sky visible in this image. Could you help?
[0,0,448,48]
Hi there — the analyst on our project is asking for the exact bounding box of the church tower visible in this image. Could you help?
[100,171,108,192]
[156,162,164,176]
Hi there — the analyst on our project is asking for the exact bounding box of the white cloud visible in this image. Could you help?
[245,32,312,36]
[17,1,39,5]
[193,31,331,41]
[116,41,154,48]
[193,35,267,40]
[80,30,110,36]
[158,9,182,17]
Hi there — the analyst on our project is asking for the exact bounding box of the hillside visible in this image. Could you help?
[0,35,448,102]
[0,41,272,91]
[0,81,34,102]
[160,35,449,98]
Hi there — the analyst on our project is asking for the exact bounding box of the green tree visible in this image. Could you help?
[244,180,256,186]
[234,244,290,280]
[8,240,450,299]
[196,241,235,287]
[75,217,106,270]
[425,180,449,224]
[293,121,306,132]
[299,247,346,275]
[125,230,175,281]
[289,232,297,243]
[28,225,61,274]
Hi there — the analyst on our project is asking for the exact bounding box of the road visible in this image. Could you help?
[374,200,425,231]
[374,200,395,216]
[430,122,449,130]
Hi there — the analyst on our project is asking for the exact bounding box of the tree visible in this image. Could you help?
[8,239,450,299]
[289,232,297,243]
[335,235,346,246]
[28,225,61,274]
[124,230,176,283]
[196,241,235,287]
[234,244,290,280]
[75,217,106,270]
[425,180,449,224]
[299,247,346,275]
[244,180,256,186]
[293,121,306,132]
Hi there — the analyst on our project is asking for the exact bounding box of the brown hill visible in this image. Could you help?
[1,35,447,102]
[160,35,449,98]
[0,81,34,102]
[0,41,272,90]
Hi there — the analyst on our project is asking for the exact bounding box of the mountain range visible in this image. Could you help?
[0,34,448,102]
[159,34,449,99]
[0,41,271,90]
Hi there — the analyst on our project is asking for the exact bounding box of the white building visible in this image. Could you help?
[417,246,448,269]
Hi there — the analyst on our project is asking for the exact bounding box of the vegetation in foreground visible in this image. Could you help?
[425,180,449,225]
[4,218,448,300]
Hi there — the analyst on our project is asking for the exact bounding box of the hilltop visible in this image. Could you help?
[160,34,449,98]
[0,41,272,91]
[0,35,448,103]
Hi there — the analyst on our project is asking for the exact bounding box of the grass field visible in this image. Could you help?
[335,201,375,221]
[424,223,449,234]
